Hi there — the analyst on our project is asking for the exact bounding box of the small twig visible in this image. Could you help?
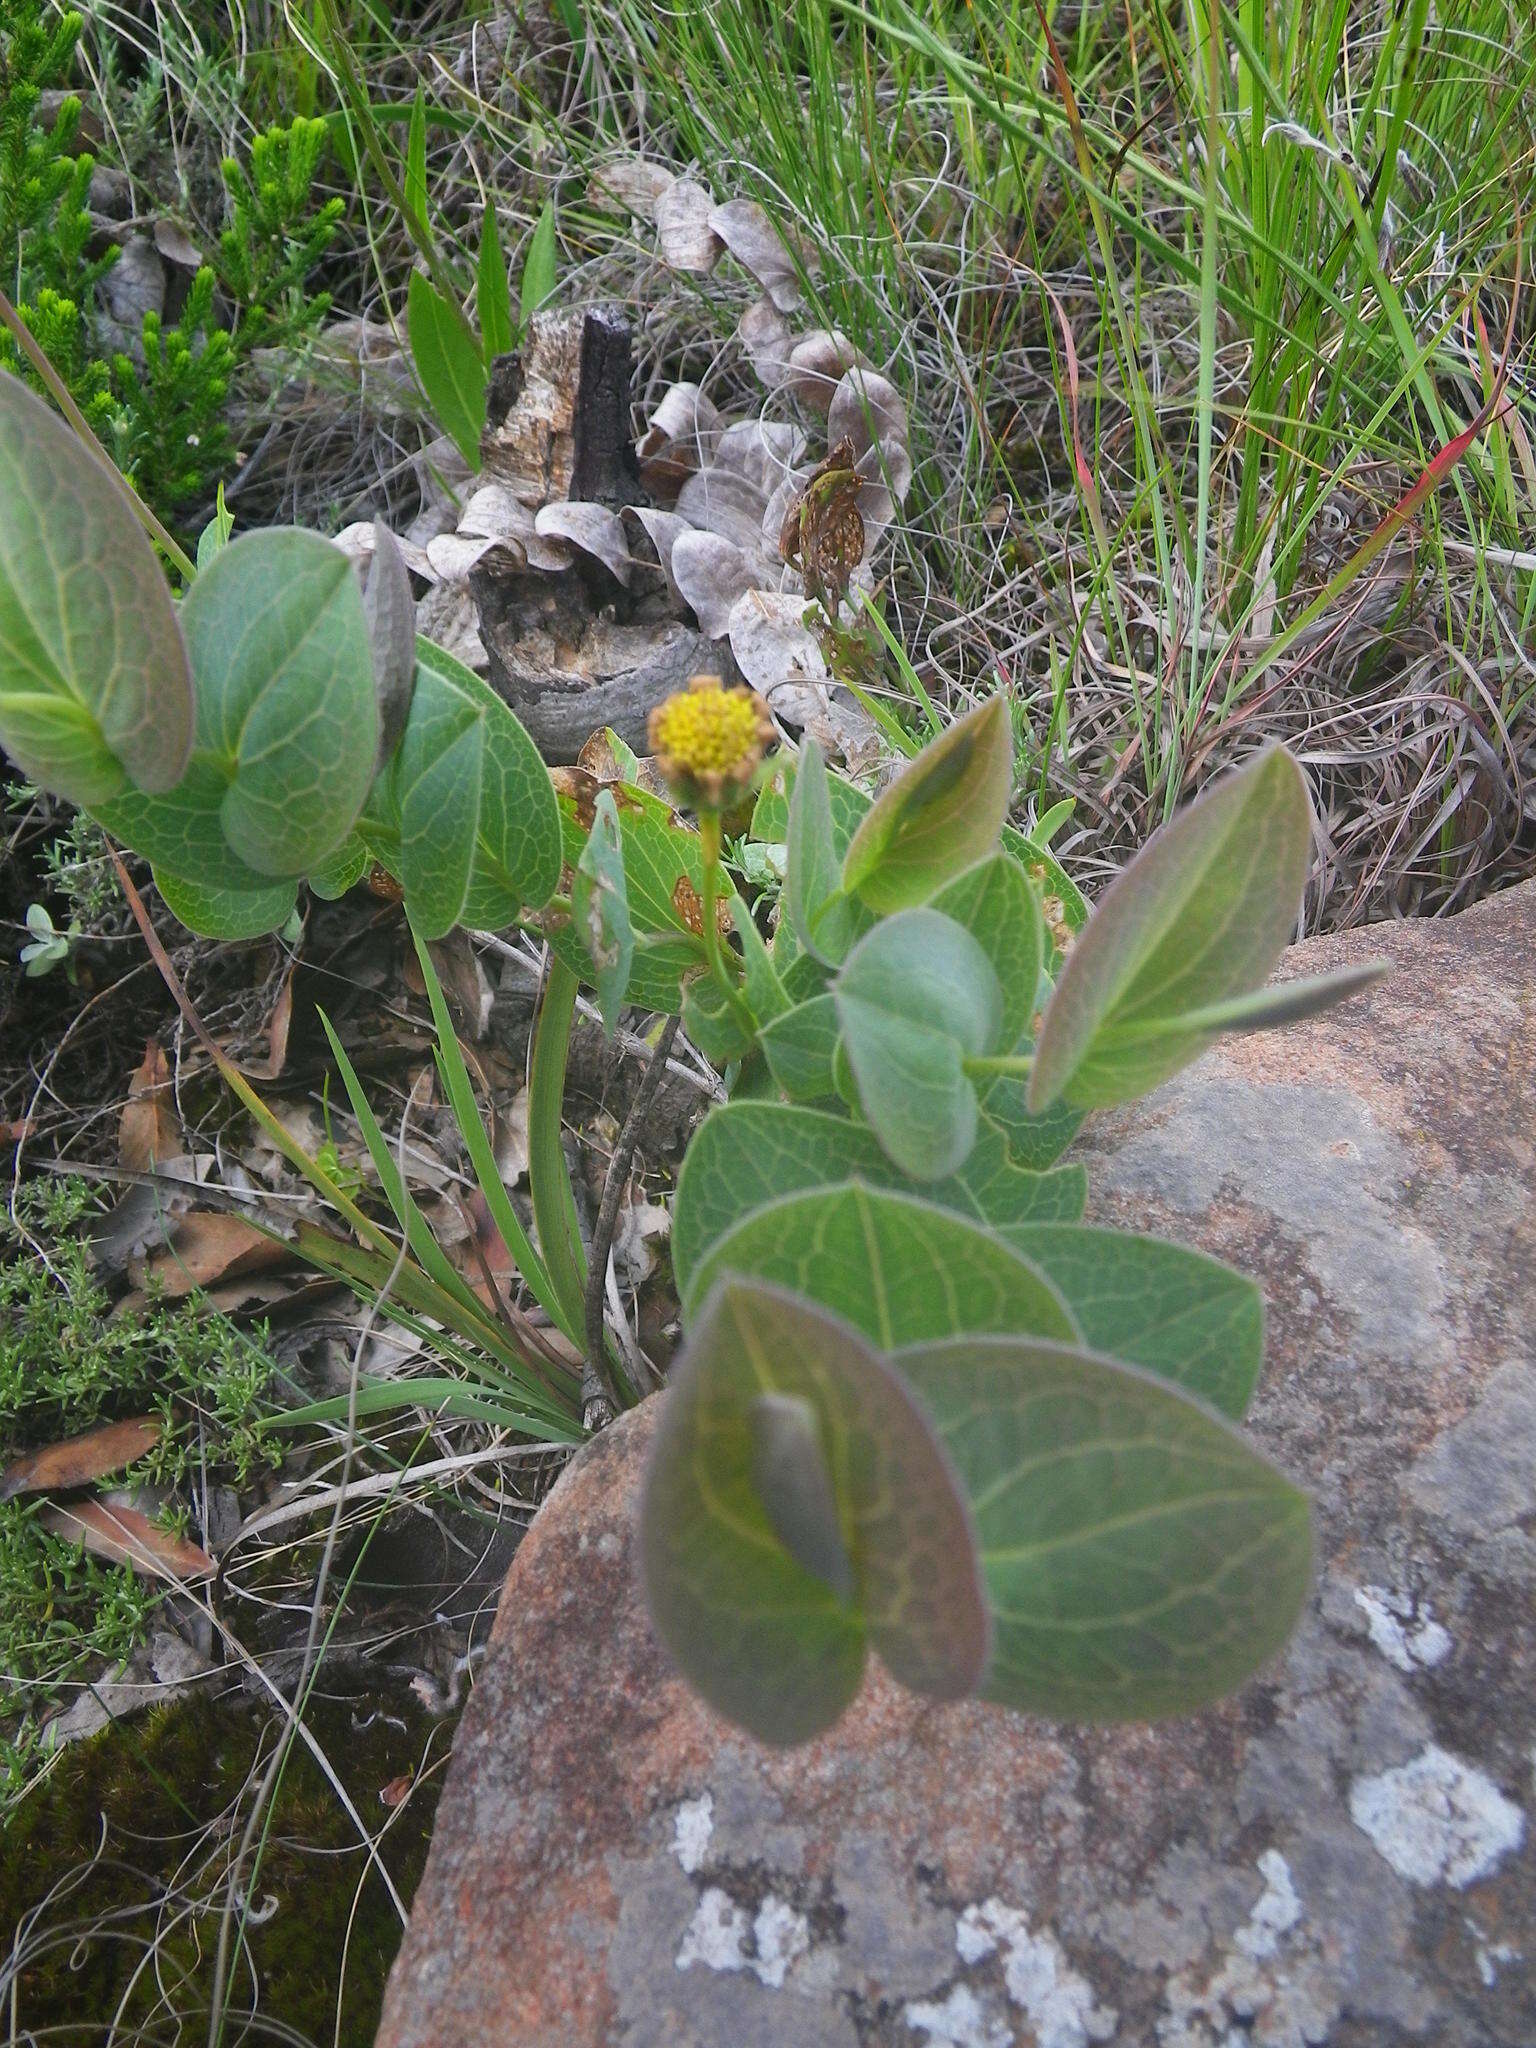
[582,1015,680,1429]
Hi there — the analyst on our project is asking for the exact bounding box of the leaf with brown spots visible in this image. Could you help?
[779,435,864,614]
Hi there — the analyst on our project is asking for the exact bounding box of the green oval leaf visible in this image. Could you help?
[928,853,1043,1050]
[153,865,297,940]
[1030,748,1313,1112]
[842,696,1012,911]
[897,1334,1313,1720]
[689,1183,1078,1349]
[391,661,486,939]
[641,1278,990,1745]
[673,1100,1087,1304]
[833,908,1004,1180]
[1003,1224,1263,1419]
[181,529,379,879]
[418,639,562,925]
[0,372,194,805]
[757,992,842,1102]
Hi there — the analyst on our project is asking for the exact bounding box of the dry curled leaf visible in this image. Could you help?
[40,1499,216,1582]
[671,530,764,639]
[708,198,815,312]
[655,179,723,274]
[0,1417,161,1504]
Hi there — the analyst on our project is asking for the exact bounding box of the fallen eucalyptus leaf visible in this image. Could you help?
[41,1499,217,1582]
[0,1417,161,1503]
[708,198,816,312]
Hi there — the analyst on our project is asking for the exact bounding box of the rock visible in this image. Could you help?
[378,885,1536,2048]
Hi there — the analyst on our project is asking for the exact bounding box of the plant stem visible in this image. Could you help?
[582,1012,681,1426]
[0,289,198,583]
[698,810,757,1037]
[527,952,590,1343]
[962,1052,1034,1080]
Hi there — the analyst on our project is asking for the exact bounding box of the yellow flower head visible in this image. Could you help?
[648,675,775,808]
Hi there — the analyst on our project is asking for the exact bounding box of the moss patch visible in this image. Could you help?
[0,1683,446,2043]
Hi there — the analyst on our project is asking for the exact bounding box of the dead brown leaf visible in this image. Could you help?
[40,1499,216,1581]
[119,1040,178,1171]
[132,1210,290,1298]
[238,967,296,1082]
[0,1417,161,1503]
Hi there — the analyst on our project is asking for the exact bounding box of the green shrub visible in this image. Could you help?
[1,1,342,519]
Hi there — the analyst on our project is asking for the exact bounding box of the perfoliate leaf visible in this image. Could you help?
[407,271,487,468]
[1003,1224,1263,1419]
[365,522,418,764]
[391,661,485,939]
[415,639,562,924]
[757,993,841,1102]
[574,789,634,1034]
[680,972,752,1066]
[520,200,559,324]
[99,532,377,890]
[1003,823,1088,966]
[672,1100,1087,1304]
[549,777,720,1008]
[0,370,194,805]
[1030,748,1321,1112]
[976,1072,1085,1172]
[786,737,858,963]
[928,853,1043,1050]
[641,1279,990,1744]
[308,834,369,901]
[478,208,514,363]
[184,529,378,878]
[833,908,1004,1180]
[153,865,297,940]
[842,696,1012,912]
[897,1334,1313,1720]
[688,1182,1078,1348]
